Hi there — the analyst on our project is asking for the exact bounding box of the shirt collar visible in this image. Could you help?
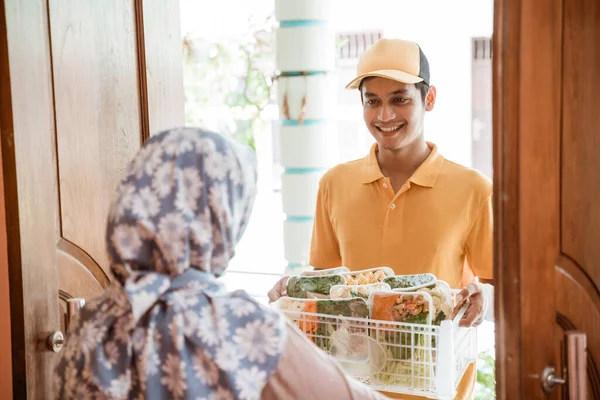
[361,142,444,188]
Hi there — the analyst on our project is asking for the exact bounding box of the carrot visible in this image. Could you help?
[371,293,399,321]
[298,301,319,334]
[305,300,317,313]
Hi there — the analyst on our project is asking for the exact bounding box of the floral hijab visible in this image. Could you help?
[54,129,286,400]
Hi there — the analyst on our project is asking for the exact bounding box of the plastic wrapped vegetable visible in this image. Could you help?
[376,344,433,387]
[370,291,433,325]
[316,298,370,318]
[277,297,370,351]
[369,291,434,368]
[314,298,370,350]
[383,273,437,290]
[340,267,394,285]
[330,282,392,300]
[394,280,453,325]
[300,266,350,276]
[276,298,320,335]
[286,274,346,298]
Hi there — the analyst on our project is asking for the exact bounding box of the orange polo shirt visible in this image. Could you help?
[309,142,493,399]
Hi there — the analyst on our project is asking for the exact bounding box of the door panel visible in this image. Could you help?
[2,1,61,397]
[57,239,107,297]
[555,260,600,396]
[142,0,186,134]
[560,0,600,285]
[557,0,600,395]
[494,0,600,397]
[50,0,142,283]
[0,0,184,397]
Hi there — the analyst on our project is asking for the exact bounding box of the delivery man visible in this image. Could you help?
[269,38,495,400]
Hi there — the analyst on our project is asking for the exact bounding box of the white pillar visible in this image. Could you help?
[274,0,338,275]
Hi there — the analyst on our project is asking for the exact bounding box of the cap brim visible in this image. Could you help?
[345,69,423,90]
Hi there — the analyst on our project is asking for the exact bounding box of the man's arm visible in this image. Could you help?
[268,178,341,302]
[465,192,493,281]
[456,191,494,326]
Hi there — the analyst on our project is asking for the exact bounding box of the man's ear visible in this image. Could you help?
[425,85,437,111]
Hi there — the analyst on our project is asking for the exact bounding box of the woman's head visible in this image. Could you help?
[106,128,257,283]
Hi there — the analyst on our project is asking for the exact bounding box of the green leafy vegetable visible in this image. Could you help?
[316,299,370,318]
[383,274,436,290]
[286,275,346,298]
[314,298,369,350]
[403,312,430,325]
[433,310,447,326]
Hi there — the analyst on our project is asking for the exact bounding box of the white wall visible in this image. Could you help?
[180,0,274,39]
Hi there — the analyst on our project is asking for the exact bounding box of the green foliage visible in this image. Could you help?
[181,15,277,150]
[475,349,496,399]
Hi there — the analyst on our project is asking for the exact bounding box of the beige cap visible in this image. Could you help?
[345,38,430,90]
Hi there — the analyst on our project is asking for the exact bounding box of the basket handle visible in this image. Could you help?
[452,299,470,326]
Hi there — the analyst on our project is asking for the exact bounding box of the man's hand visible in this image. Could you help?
[453,282,491,327]
[268,276,289,303]
[268,269,327,302]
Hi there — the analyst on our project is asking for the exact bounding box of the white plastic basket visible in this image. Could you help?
[279,299,477,399]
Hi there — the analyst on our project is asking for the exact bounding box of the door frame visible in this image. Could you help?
[0,0,15,397]
[493,0,563,397]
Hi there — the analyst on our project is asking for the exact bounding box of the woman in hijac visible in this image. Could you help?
[54,128,388,400]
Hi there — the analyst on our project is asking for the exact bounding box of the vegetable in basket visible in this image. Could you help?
[370,292,432,324]
[369,292,435,386]
[341,267,394,285]
[286,274,346,298]
[276,298,320,335]
[383,273,437,290]
[394,280,453,326]
[300,266,350,276]
[277,297,370,351]
[315,298,370,351]
[330,282,392,300]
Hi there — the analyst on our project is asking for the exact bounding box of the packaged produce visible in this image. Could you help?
[370,291,433,325]
[286,274,345,298]
[276,297,320,334]
[369,291,435,386]
[394,280,453,325]
[383,273,437,290]
[300,266,350,276]
[341,267,394,285]
[277,297,370,350]
[330,282,392,300]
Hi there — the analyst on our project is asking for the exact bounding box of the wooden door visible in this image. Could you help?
[494,0,600,398]
[0,0,184,398]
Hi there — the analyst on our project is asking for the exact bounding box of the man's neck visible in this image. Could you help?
[376,138,432,179]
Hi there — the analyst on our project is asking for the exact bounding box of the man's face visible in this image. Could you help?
[361,77,435,151]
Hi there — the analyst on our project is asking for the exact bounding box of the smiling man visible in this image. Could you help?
[270,38,495,399]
